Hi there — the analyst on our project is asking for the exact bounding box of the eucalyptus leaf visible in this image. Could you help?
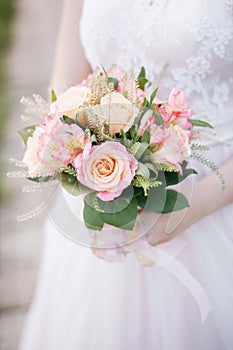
[57,172,90,196]
[84,192,100,210]
[83,201,104,230]
[101,197,138,230]
[133,186,144,197]
[137,187,166,212]
[137,187,189,213]
[164,168,197,186]
[161,190,189,213]
[97,187,134,214]
[157,162,197,186]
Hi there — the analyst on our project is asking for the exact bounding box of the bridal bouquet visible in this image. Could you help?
[17,65,213,234]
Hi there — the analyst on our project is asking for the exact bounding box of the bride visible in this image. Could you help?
[19,0,233,349]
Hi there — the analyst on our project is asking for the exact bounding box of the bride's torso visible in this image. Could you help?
[80,0,233,141]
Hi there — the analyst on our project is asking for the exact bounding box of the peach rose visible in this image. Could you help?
[91,92,139,136]
[50,86,90,118]
[74,141,138,201]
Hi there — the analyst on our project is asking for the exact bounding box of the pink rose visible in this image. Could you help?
[74,141,138,201]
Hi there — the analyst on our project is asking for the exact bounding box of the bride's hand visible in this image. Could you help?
[139,157,233,247]
[138,208,189,246]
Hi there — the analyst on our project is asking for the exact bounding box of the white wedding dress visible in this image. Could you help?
[19,1,233,349]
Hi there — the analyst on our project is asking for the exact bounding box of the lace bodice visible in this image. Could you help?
[80,0,233,141]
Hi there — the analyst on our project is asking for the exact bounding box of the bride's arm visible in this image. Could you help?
[143,157,233,246]
[50,0,92,92]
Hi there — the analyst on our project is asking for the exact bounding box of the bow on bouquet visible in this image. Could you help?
[17,65,214,236]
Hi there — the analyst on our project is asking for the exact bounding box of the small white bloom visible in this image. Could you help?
[22,126,44,177]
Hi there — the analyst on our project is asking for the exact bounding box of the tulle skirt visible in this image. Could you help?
[19,141,233,350]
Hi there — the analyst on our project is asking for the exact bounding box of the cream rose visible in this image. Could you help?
[50,86,90,118]
[91,92,139,136]
[74,141,138,201]
[22,126,45,177]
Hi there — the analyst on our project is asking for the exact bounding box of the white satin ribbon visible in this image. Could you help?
[131,236,211,323]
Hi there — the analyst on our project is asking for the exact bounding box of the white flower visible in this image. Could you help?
[92,92,139,136]
[22,126,45,177]
[50,86,91,118]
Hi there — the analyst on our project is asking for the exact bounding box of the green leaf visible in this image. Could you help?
[143,97,149,107]
[107,77,118,90]
[60,114,85,130]
[189,119,213,129]
[161,190,189,213]
[144,162,158,175]
[27,175,55,183]
[133,186,144,197]
[97,187,133,214]
[60,115,76,125]
[149,104,164,126]
[101,197,138,230]
[18,125,37,145]
[137,187,166,212]
[51,89,57,102]
[137,66,146,79]
[141,125,151,144]
[132,107,148,128]
[158,164,197,187]
[120,129,127,140]
[150,87,159,104]
[134,142,149,160]
[83,201,104,230]
[130,124,140,141]
[136,188,189,213]
[136,162,150,179]
[137,78,148,91]
[58,172,90,196]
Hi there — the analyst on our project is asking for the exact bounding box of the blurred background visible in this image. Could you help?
[0,0,62,348]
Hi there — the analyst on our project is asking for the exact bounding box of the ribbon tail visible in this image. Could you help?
[156,248,211,323]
